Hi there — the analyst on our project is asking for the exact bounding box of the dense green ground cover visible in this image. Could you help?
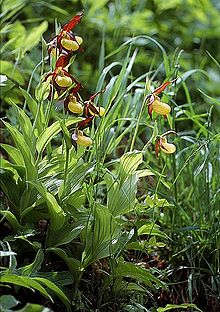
[1,1,220,311]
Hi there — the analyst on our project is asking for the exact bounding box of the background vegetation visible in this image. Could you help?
[1,0,220,311]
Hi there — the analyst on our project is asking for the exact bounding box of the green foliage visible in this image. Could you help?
[1,1,220,311]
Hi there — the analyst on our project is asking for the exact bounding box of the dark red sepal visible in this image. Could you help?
[44,72,53,81]
[63,12,83,32]
[78,116,94,130]
[69,83,82,95]
[88,102,99,115]
[153,78,178,95]
[148,104,153,120]
[89,87,106,101]
[155,139,160,158]
[56,55,71,68]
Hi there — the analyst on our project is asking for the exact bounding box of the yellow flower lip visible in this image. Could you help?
[160,138,176,154]
[55,75,72,87]
[61,38,79,51]
[68,99,83,114]
[152,98,171,115]
[76,130,92,147]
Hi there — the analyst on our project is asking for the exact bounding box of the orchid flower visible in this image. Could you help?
[146,78,177,119]
[155,130,177,157]
[48,12,84,56]
[45,55,80,97]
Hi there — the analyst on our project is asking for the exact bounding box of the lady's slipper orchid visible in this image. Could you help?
[48,12,84,55]
[88,105,105,117]
[45,55,80,97]
[155,130,177,157]
[72,130,92,149]
[83,88,106,117]
[160,138,176,154]
[146,78,177,119]
[64,83,83,114]
[60,33,83,52]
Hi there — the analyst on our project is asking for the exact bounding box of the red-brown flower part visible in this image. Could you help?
[83,88,106,117]
[45,55,80,98]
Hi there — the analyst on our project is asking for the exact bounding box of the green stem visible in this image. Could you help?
[63,146,69,190]
[130,97,146,152]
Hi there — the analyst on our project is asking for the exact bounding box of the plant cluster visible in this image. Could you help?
[1,6,219,312]
[44,12,106,150]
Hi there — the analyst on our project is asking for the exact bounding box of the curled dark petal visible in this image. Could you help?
[78,116,94,130]
[153,78,178,95]
[64,97,69,110]
[43,72,53,82]
[87,102,99,115]
[89,87,106,101]
[61,69,77,82]
[69,83,82,95]
[83,104,89,117]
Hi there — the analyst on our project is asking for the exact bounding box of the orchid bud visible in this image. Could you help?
[153,99,171,116]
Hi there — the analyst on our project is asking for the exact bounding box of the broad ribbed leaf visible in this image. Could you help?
[58,162,94,200]
[0,144,24,166]
[115,262,165,289]
[157,304,203,312]
[10,102,34,153]
[82,204,120,267]
[36,118,83,155]
[21,249,44,276]
[3,122,37,180]
[22,21,48,56]
[106,173,138,216]
[29,181,65,231]
[138,223,169,239]
[0,275,51,300]
[49,222,85,247]
[33,277,70,307]
[47,247,82,280]
[0,210,22,232]
[118,151,142,182]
